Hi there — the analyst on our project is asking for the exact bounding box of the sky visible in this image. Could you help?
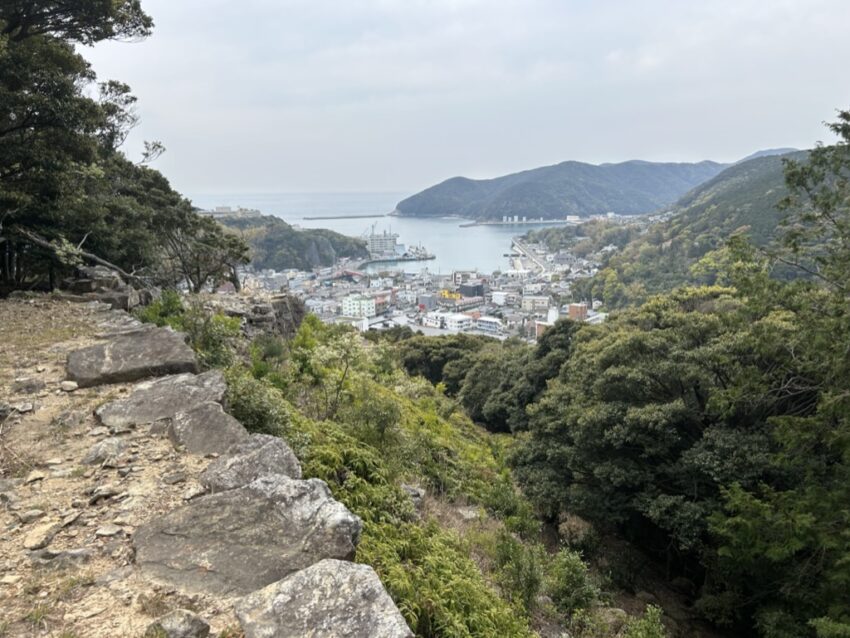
[85,0,850,195]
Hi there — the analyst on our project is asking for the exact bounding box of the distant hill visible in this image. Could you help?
[394,159,729,220]
[736,147,799,163]
[570,150,807,306]
[219,214,368,272]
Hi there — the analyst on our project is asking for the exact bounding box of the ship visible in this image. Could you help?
[359,223,434,267]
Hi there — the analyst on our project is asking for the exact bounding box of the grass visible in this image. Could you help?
[24,604,51,629]
[56,572,95,602]
[137,592,171,617]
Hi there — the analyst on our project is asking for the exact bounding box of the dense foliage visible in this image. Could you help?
[0,1,248,293]
[219,214,369,272]
[137,300,667,636]
[395,159,726,220]
[511,113,850,637]
[394,114,850,636]
[565,152,804,308]
[396,320,576,433]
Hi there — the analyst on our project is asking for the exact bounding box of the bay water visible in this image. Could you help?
[190,192,564,274]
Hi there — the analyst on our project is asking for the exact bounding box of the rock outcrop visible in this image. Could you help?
[200,433,301,492]
[0,298,410,637]
[67,327,198,387]
[95,370,226,428]
[166,402,249,455]
[133,475,362,595]
[60,265,143,310]
[236,559,413,638]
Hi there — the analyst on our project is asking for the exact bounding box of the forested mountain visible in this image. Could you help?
[218,214,368,271]
[569,150,806,307]
[394,159,727,220]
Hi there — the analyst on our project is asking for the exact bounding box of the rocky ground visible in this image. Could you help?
[0,298,410,638]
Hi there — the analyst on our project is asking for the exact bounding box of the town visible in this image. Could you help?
[232,227,613,341]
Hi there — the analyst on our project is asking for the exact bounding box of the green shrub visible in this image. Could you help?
[624,605,667,638]
[493,529,545,615]
[136,289,184,327]
[179,304,241,368]
[137,293,241,368]
[482,474,540,539]
[548,547,599,617]
[225,368,291,437]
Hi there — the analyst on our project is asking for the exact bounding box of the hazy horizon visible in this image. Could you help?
[86,0,850,195]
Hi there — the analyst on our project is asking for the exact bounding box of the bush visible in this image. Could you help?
[624,605,667,638]
[483,474,540,539]
[136,289,184,327]
[137,293,241,368]
[547,547,599,617]
[225,368,291,437]
[179,303,241,368]
[558,513,599,557]
[493,529,545,615]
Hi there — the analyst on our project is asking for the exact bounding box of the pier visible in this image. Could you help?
[304,214,387,220]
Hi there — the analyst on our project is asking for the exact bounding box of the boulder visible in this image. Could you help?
[67,327,198,388]
[95,371,226,429]
[23,520,62,550]
[145,609,210,638]
[82,437,129,466]
[236,559,413,638]
[166,402,248,455]
[133,475,362,595]
[200,434,301,492]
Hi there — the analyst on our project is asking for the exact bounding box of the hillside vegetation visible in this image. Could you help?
[139,293,668,638]
[395,160,727,220]
[395,117,850,638]
[561,151,805,307]
[219,214,369,271]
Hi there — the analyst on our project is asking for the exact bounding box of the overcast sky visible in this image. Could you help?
[85,0,850,195]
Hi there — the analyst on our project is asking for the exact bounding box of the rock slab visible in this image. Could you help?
[167,402,248,455]
[200,433,301,493]
[236,559,413,638]
[133,475,362,595]
[67,327,198,388]
[95,371,226,428]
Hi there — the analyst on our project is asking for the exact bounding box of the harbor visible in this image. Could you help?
[459,216,576,228]
[359,225,435,268]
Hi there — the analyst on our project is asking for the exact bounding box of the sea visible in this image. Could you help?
[190,192,565,274]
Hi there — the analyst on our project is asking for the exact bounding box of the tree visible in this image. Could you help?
[1,1,152,44]
[0,1,249,293]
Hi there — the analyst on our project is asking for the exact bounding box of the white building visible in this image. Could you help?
[521,295,551,312]
[491,291,517,306]
[341,295,377,318]
[422,311,473,332]
[475,316,503,334]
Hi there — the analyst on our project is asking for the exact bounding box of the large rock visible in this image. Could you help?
[167,402,248,455]
[82,437,129,466]
[67,327,198,388]
[236,559,412,638]
[96,371,226,429]
[200,434,301,492]
[133,475,362,595]
[145,609,210,638]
